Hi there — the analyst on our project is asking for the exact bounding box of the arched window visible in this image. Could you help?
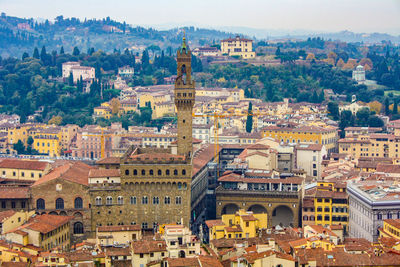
[178,182,182,190]
[141,169,146,175]
[117,196,124,205]
[176,196,182,205]
[133,169,138,175]
[125,170,129,175]
[55,198,64,210]
[164,196,170,204]
[388,212,392,219]
[174,169,178,175]
[106,196,113,205]
[377,213,382,220]
[142,196,148,204]
[74,197,83,209]
[95,197,102,206]
[158,170,162,175]
[182,169,186,175]
[130,196,136,205]
[153,197,159,205]
[166,170,170,176]
[303,215,308,221]
[149,170,154,175]
[37,198,45,210]
[73,222,84,234]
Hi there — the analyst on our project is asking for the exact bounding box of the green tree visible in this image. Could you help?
[339,110,355,138]
[68,72,74,86]
[22,52,29,60]
[246,102,253,133]
[33,47,39,59]
[13,140,25,154]
[393,99,398,115]
[356,107,370,126]
[368,115,384,127]
[72,46,80,56]
[327,102,339,120]
[385,97,391,115]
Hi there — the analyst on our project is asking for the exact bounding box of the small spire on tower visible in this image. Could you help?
[181,29,187,51]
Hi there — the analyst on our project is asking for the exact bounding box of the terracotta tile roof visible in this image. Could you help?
[97,225,141,232]
[88,168,120,178]
[0,263,29,267]
[131,240,166,254]
[32,162,93,186]
[197,256,223,267]
[225,225,242,232]
[0,159,49,171]
[385,219,400,229]
[0,210,16,222]
[14,214,73,234]
[96,157,120,164]
[193,145,218,176]
[0,186,29,199]
[376,164,400,173]
[104,247,131,256]
[205,220,225,228]
[241,215,257,221]
[296,144,324,151]
[166,257,200,267]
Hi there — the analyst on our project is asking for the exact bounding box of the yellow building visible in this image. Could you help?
[61,124,79,150]
[379,219,400,251]
[262,125,338,154]
[120,98,137,114]
[206,209,267,240]
[32,128,63,157]
[303,181,349,234]
[0,210,35,234]
[3,214,72,251]
[7,123,46,151]
[221,36,256,59]
[0,159,50,180]
[152,101,175,119]
[96,225,142,246]
[93,106,112,120]
[338,133,400,159]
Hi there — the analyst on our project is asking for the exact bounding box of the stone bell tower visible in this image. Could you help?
[174,35,195,159]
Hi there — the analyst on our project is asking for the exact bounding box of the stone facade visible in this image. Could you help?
[90,38,195,231]
[30,163,92,243]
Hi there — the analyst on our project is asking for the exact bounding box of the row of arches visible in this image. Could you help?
[36,197,83,210]
[124,169,186,177]
[221,203,294,227]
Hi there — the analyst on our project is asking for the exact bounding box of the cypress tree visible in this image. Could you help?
[246,102,253,133]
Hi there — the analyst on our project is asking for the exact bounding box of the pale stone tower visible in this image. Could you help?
[175,36,195,158]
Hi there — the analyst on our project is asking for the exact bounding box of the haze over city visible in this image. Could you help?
[1,0,400,35]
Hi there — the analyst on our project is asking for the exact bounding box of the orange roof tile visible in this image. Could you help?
[32,162,93,186]
[0,159,49,171]
[88,168,120,178]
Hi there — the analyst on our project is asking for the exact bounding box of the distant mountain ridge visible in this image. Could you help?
[0,14,399,58]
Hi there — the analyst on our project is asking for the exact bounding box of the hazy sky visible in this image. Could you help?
[1,0,399,34]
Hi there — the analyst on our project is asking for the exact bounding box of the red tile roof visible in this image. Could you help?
[88,168,120,178]
[0,187,29,199]
[0,210,16,222]
[0,159,49,171]
[32,162,93,186]
[14,214,73,234]
[385,219,400,229]
[131,240,166,254]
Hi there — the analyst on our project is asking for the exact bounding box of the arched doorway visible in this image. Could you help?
[222,203,239,215]
[179,250,185,258]
[248,204,267,214]
[272,205,294,227]
[73,222,84,234]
